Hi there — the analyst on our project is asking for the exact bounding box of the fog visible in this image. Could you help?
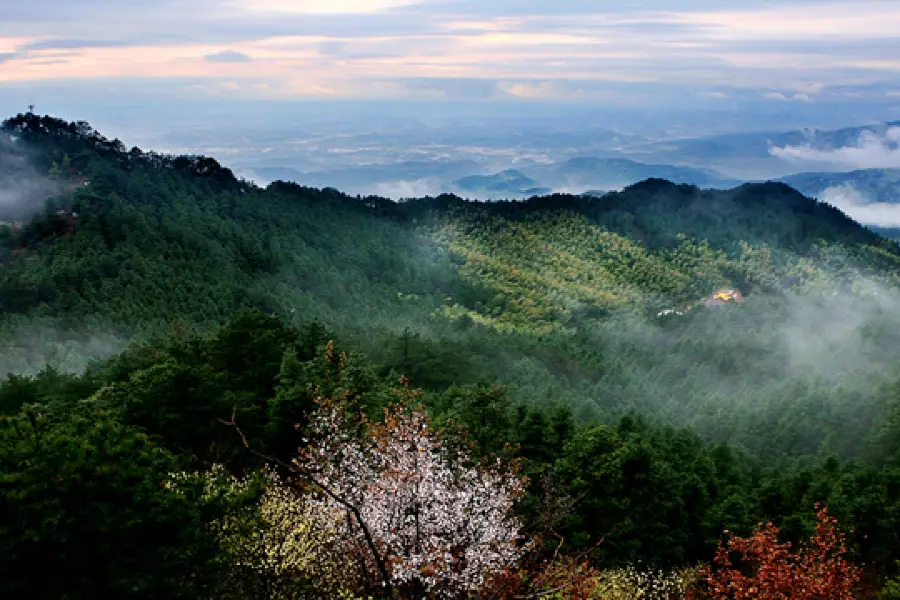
[770,127,900,171]
[816,183,900,228]
[0,133,64,221]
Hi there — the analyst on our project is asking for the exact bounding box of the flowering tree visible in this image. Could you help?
[691,505,860,600]
[221,348,529,599]
[292,379,528,598]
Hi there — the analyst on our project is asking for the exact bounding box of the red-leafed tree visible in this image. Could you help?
[691,505,861,600]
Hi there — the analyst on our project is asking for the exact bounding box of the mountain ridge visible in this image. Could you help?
[4,112,900,461]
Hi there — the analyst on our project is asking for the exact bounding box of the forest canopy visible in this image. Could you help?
[3,113,900,598]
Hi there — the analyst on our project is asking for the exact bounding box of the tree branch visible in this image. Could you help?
[218,407,395,597]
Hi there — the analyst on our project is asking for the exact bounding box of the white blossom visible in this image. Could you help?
[297,395,528,598]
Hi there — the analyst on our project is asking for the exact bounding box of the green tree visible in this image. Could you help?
[0,407,225,598]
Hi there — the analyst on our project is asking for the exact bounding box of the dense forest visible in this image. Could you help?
[3,113,900,598]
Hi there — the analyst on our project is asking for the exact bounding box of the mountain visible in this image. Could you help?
[4,113,900,464]
[249,157,738,199]
[6,113,900,598]
[521,156,740,191]
[248,159,484,197]
[444,157,740,199]
[773,169,900,235]
[449,169,551,199]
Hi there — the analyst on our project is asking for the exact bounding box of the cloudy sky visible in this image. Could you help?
[0,0,900,145]
[1,0,900,132]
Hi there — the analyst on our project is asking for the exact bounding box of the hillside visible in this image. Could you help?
[449,169,551,198]
[5,112,900,597]
[4,113,900,463]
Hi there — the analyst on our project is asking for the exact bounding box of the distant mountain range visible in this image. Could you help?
[233,120,900,234]
[249,160,484,197]
[616,121,900,179]
[249,156,743,200]
[449,170,551,199]
[778,169,900,203]
[520,157,740,191]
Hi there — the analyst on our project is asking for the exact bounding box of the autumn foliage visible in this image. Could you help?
[691,506,861,600]
[478,552,601,600]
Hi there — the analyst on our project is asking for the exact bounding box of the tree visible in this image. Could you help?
[297,383,528,598]
[223,364,529,598]
[691,505,860,600]
[168,464,343,599]
[0,407,225,598]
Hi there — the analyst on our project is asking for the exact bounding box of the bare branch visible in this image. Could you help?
[218,407,395,597]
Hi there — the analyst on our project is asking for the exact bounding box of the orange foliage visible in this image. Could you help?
[478,555,600,600]
[691,505,860,600]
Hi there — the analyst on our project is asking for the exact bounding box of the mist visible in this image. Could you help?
[770,126,900,171]
[818,183,900,228]
[372,178,445,200]
[0,133,64,222]
[0,319,128,378]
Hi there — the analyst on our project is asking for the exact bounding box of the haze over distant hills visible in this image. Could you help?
[211,120,900,208]
[627,121,900,180]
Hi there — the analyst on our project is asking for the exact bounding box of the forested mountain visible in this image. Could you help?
[4,113,900,598]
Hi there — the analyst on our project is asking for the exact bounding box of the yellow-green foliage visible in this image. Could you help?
[168,465,351,598]
[431,209,886,334]
[219,474,342,581]
[434,211,690,332]
[590,565,703,600]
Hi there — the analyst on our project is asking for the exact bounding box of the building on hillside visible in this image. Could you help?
[703,288,743,307]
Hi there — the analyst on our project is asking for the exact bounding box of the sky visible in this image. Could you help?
[1,0,900,117]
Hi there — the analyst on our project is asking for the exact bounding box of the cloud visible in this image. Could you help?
[770,127,900,169]
[372,178,443,198]
[819,183,900,228]
[204,49,252,63]
[498,80,561,99]
[764,91,813,102]
[20,38,131,51]
[231,0,424,14]
[2,0,900,106]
